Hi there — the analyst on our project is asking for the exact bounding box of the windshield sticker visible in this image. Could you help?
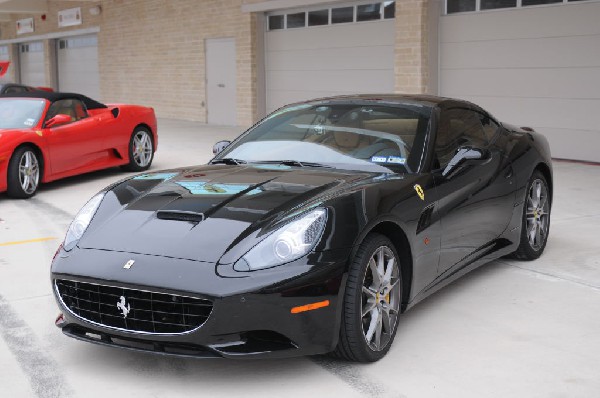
[371,156,388,163]
[387,156,406,164]
[370,156,406,165]
[133,172,178,181]
[24,118,35,126]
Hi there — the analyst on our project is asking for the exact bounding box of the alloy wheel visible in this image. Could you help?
[361,245,401,351]
[18,150,39,195]
[526,178,549,251]
[132,130,153,167]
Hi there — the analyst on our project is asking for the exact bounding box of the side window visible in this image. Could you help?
[480,113,500,142]
[435,108,488,169]
[4,86,27,94]
[46,99,88,123]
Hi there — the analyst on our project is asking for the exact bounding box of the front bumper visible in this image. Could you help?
[51,247,349,359]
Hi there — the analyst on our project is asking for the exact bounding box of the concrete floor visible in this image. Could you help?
[0,119,599,398]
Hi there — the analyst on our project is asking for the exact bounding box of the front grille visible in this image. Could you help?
[55,279,212,334]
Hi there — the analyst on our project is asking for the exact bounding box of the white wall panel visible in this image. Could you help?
[440,1,600,162]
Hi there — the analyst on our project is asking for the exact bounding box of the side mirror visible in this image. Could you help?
[442,146,488,178]
[45,114,72,128]
[213,140,231,155]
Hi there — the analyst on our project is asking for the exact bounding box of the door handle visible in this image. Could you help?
[217,83,225,88]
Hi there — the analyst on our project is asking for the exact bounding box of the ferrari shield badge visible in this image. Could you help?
[414,184,425,201]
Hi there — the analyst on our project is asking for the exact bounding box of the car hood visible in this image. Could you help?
[79,164,377,263]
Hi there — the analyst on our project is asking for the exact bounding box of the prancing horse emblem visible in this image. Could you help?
[116,296,130,318]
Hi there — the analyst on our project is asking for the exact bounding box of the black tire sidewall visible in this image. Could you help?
[342,233,401,362]
[125,128,154,172]
[7,146,39,199]
[518,171,551,260]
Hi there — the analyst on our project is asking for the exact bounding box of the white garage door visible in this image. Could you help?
[265,2,396,113]
[19,41,45,87]
[439,1,600,162]
[57,35,100,99]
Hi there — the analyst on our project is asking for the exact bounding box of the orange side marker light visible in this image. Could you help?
[291,300,330,314]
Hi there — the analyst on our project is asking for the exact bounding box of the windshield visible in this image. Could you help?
[0,99,45,129]
[216,102,432,173]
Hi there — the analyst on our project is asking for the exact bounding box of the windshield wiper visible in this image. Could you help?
[258,160,333,169]
[210,158,247,165]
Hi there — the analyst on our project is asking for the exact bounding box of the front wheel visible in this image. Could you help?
[7,146,41,199]
[122,127,154,172]
[511,170,551,260]
[333,234,402,362]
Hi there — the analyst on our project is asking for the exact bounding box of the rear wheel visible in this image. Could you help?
[511,170,551,260]
[122,127,154,172]
[333,233,402,362]
[7,146,40,199]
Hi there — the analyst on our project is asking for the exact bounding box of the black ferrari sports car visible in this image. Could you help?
[51,94,552,362]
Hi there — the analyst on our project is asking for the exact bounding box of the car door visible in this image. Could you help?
[432,103,515,276]
[44,98,107,175]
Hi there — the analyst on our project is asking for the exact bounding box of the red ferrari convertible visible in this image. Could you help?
[0,92,157,198]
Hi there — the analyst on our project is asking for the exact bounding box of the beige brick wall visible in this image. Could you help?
[99,0,257,126]
[395,0,430,94]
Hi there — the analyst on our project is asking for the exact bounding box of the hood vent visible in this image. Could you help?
[156,210,205,223]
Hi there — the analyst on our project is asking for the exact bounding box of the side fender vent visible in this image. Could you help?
[111,107,120,118]
[416,204,434,235]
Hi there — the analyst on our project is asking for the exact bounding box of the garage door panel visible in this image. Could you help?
[440,3,600,162]
[532,127,600,162]
[449,95,600,133]
[440,68,600,100]
[268,69,393,94]
[19,42,45,87]
[266,16,394,113]
[58,35,100,99]
[268,89,356,109]
[267,21,395,51]
[441,2,600,43]
[267,45,394,72]
[441,34,600,70]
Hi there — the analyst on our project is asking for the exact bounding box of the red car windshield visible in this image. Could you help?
[0,99,45,129]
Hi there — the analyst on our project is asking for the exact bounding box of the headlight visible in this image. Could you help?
[234,208,327,271]
[63,192,105,251]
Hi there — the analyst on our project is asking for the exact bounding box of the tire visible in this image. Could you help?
[7,146,41,199]
[333,233,402,362]
[511,170,551,260]
[122,127,154,172]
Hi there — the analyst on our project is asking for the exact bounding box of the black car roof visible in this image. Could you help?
[3,91,108,109]
[299,93,452,107]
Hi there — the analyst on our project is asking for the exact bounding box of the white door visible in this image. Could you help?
[265,6,395,113]
[57,35,100,99]
[205,38,236,126]
[19,41,45,87]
